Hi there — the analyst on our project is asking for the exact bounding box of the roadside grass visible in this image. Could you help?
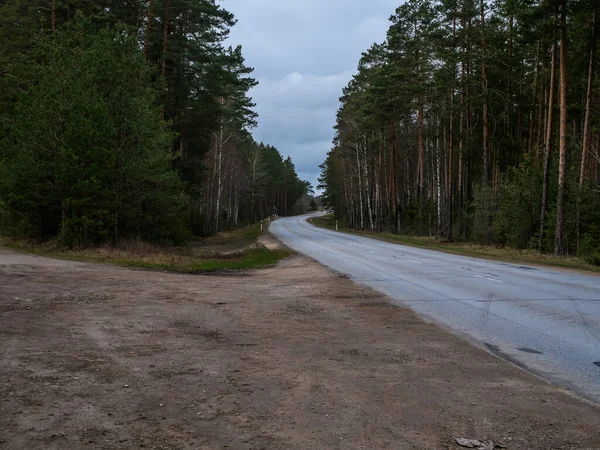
[0,222,291,273]
[310,214,600,274]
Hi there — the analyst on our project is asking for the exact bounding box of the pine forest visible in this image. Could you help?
[0,0,311,245]
[318,0,600,263]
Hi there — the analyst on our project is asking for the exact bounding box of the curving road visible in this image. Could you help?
[270,213,600,403]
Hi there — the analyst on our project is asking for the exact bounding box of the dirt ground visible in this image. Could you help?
[1,240,599,450]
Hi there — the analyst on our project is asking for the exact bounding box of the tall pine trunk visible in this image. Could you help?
[214,129,223,233]
[418,97,425,211]
[507,12,514,142]
[416,25,425,223]
[540,28,557,252]
[362,135,375,231]
[356,137,365,230]
[447,14,457,241]
[536,63,546,158]
[581,0,597,185]
[529,42,541,155]
[555,0,568,256]
[391,129,398,232]
[480,0,490,188]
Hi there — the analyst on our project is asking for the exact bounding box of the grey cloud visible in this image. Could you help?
[225,0,400,189]
[253,71,353,109]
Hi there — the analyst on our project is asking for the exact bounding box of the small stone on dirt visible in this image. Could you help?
[454,438,496,449]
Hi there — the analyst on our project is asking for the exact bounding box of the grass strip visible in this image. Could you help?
[1,222,291,273]
[309,214,600,274]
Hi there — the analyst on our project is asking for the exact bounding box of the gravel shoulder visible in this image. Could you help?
[1,244,599,450]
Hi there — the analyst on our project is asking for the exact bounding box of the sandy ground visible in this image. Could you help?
[1,241,599,450]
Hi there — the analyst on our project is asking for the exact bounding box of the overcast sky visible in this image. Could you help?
[224,0,400,191]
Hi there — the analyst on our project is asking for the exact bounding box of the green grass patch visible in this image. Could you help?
[1,222,291,273]
[102,247,292,273]
[309,215,600,274]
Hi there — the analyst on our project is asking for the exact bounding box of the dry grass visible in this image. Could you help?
[1,223,291,273]
[310,215,600,274]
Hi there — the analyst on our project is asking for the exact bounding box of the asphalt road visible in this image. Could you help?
[270,213,600,403]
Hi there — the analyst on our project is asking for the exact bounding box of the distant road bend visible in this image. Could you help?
[270,213,600,403]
